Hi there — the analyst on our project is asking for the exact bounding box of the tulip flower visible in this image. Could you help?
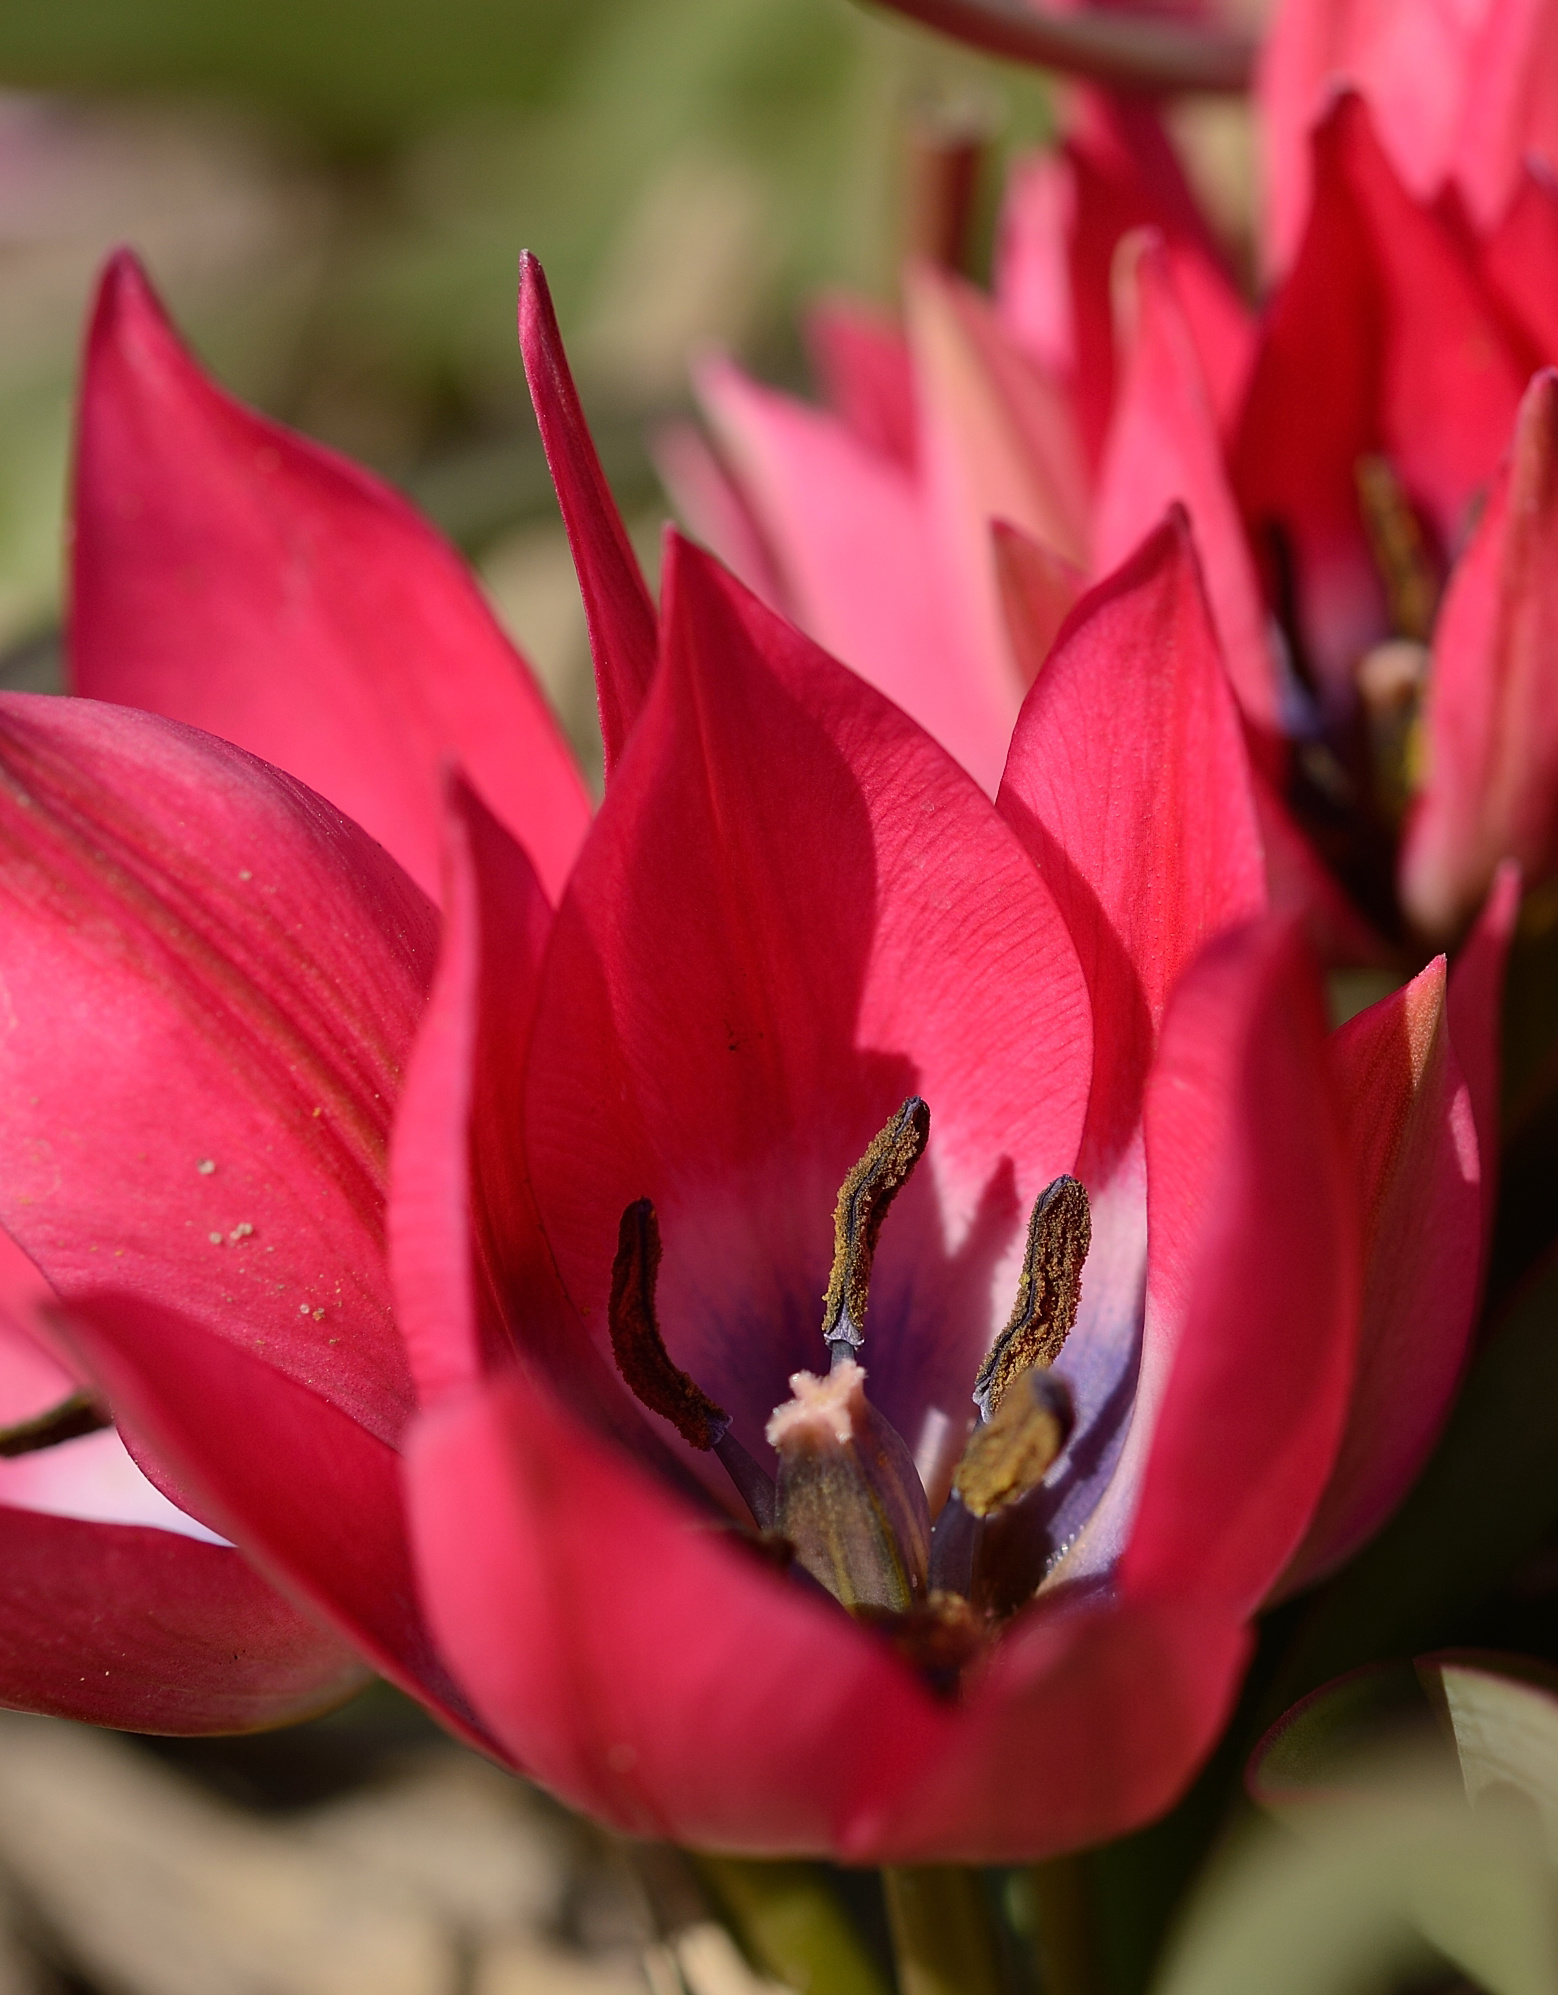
[666,35,1558,947]
[0,690,506,1744]
[0,247,1499,1859]
[0,251,584,1738]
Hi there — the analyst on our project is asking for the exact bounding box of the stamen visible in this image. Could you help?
[972,1174,1089,1419]
[0,1391,109,1459]
[821,1097,930,1367]
[608,1200,777,1528]
[610,1201,728,1449]
[954,1369,1073,1518]
[1355,455,1438,644]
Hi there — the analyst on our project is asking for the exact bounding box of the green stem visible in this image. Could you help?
[695,1855,890,1995]
[881,1866,1004,1995]
[1024,1857,1103,1995]
[857,0,1254,94]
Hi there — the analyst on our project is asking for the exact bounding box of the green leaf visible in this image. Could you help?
[1156,1786,1558,1995]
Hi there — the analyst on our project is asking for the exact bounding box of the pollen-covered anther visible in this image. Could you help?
[1355,453,1439,643]
[821,1096,930,1364]
[973,1173,1090,1419]
[953,1368,1073,1518]
[607,1199,776,1526]
[608,1199,728,1450]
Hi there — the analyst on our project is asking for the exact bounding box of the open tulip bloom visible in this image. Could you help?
[669,0,1558,953]
[0,239,1513,1864]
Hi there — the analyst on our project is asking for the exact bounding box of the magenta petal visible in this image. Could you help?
[1447,861,1520,1255]
[849,1593,1251,1864]
[1479,165,1558,365]
[695,356,1014,793]
[0,1228,80,1426]
[408,1375,929,1849]
[390,776,552,1407]
[999,511,1266,1175]
[0,693,432,1443]
[73,252,589,904]
[408,1374,1248,1861]
[1119,918,1359,1615]
[1401,372,1558,937]
[58,1291,491,1749]
[524,537,1090,1473]
[0,1508,368,1733]
[518,252,659,775]
[1093,240,1281,750]
[1281,957,1482,1591]
[1237,97,1528,697]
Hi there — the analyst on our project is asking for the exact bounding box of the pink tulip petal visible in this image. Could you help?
[1257,0,1482,277]
[408,1372,927,1850]
[650,418,789,613]
[57,1289,492,1750]
[1094,238,1282,749]
[694,356,1013,793]
[0,693,432,1444]
[389,776,552,1407]
[997,514,1265,1569]
[804,295,917,470]
[1117,917,1359,1614]
[1478,164,1558,364]
[1280,955,1482,1590]
[517,253,660,775]
[1447,858,1520,1250]
[1237,96,1528,699]
[0,1506,368,1733]
[524,537,1091,1478]
[907,262,1091,728]
[73,251,588,904]
[408,1371,1249,1861]
[1454,0,1558,230]
[997,94,1242,467]
[0,1229,78,1427]
[0,1426,220,1540]
[999,510,1266,1172]
[848,1588,1251,1864]
[991,521,1082,683]
[1402,372,1558,937]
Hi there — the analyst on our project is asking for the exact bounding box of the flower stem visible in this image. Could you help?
[1024,1857,1103,1995]
[694,1856,890,1995]
[855,0,1254,95]
[881,1866,1004,1995]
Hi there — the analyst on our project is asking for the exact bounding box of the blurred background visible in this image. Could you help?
[0,0,1076,780]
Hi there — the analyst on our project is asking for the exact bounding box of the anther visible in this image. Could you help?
[954,1369,1073,1518]
[608,1200,775,1527]
[0,1391,109,1459]
[1355,455,1438,644]
[821,1097,930,1368]
[972,1174,1089,1420]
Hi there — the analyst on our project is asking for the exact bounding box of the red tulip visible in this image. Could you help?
[12,252,1504,1859]
[667,40,1558,946]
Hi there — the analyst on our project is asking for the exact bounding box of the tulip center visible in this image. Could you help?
[605,1100,1092,1694]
